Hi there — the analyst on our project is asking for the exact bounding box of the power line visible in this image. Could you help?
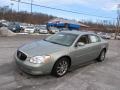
[11,0,116,20]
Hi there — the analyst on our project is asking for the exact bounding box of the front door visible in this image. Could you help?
[70,35,93,66]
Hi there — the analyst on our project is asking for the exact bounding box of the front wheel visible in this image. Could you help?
[97,50,106,62]
[52,58,69,77]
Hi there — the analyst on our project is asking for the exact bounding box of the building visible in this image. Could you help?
[47,18,89,30]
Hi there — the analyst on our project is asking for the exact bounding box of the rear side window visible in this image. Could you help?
[89,35,101,43]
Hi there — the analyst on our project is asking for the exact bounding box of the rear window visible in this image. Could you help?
[89,35,101,43]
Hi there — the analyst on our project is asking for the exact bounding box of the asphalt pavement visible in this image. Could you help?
[0,35,120,90]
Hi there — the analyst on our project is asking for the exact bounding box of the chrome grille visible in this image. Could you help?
[17,50,27,61]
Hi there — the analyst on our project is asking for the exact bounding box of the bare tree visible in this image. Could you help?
[115,4,120,39]
[0,6,54,24]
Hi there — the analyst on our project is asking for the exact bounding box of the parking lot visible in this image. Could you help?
[0,34,120,90]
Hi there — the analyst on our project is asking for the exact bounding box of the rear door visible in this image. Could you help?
[88,34,102,59]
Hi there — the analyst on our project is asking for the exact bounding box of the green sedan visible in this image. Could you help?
[15,31,108,77]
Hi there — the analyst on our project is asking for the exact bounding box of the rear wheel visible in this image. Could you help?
[52,58,70,77]
[97,50,106,62]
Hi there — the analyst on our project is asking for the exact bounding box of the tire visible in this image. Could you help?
[97,49,106,62]
[52,58,70,77]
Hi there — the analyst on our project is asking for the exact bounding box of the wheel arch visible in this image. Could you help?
[101,48,107,53]
[52,55,72,70]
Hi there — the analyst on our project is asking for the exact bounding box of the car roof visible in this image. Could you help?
[61,30,95,35]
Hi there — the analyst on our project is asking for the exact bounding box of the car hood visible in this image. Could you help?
[19,40,67,57]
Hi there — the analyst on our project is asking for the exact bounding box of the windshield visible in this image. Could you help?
[44,32,78,46]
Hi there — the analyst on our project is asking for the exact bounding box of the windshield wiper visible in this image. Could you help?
[49,41,59,44]
[43,39,58,44]
[50,41,69,46]
[43,39,47,41]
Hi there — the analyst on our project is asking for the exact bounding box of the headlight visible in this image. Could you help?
[30,55,51,64]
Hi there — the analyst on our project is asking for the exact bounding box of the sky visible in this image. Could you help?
[0,0,120,23]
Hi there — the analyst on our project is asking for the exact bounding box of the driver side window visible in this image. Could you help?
[77,35,89,44]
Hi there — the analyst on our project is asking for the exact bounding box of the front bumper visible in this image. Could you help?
[15,55,53,75]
